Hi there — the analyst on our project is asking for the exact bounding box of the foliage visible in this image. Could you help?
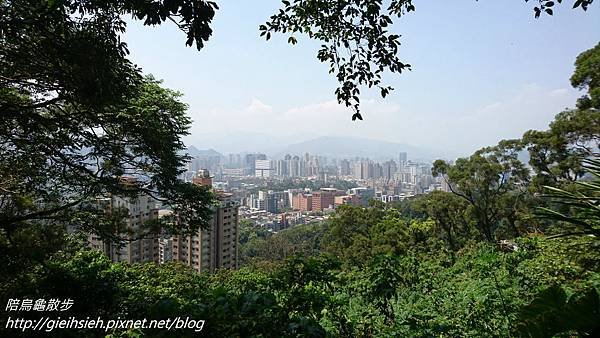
[514,285,600,337]
[571,41,600,109]
[260,0,414,120]
[526,0,595,17]
[412,191,476,255]
[3,204,600,337]
[239,222,327,265]
[522,42,600,190]
[259,179,358,194]
[1,1,216,239]
[522,109,600,190]
[0,2,219,293]
[538,158,600,237]
[432,140,531,241]
[261,0,593,119]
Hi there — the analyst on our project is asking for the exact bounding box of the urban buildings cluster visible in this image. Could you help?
[88,170,239,273]
[182,151,451,231]
[186,150,448,198]
[88,149,450,274]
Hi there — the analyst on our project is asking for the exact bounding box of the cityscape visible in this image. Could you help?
[2,1,598,336]
[90,147,449,273]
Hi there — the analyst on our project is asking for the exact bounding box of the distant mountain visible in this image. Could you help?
[186,133,457,161]
[186,131,319,154]
[186,146,223,158]
[274,136,447,161]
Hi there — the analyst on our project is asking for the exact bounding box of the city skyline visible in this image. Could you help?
[185,134,452,161]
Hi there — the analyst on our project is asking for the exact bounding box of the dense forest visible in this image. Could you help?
[1,0,599,337]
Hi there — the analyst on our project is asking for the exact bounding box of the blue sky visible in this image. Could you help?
[123,0,599,156]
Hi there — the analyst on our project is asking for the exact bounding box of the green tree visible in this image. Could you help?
[432,140,531,241]
[261,0,594,119]
[418,191,473,256]
[538,158,600,237]
[1,1,219,306]
[322,203,387,265]
[522,43,600,190]
[571,41,600,110]
[522,109,600,191]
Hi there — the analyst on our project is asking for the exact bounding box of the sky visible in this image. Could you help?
[123,0,600,156]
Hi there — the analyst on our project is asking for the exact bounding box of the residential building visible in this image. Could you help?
[170,170,240,272]
[88,179,160,264]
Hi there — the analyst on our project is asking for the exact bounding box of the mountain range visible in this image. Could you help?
[187,133,457,161]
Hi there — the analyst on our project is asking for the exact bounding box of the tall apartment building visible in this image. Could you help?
[245,153,267,176]
[276,159,288,177]
[311,190,336,211]
[259,190,278,213]
[292,192,312,212]
[382,160,398,180]
[337,159,350,176]
[88,180,160,264]
[169,170,239,273]
[289,156,301,177]
[255,159,273,178]
[399,152,408,165]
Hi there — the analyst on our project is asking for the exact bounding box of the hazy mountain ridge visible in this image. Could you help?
[274,136,446,161]
[186,131,318,154]
[187,134,455,161]
[186,146,223,158]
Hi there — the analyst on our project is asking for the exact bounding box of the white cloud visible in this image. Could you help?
[245,98,273,114]
[443,83,579,154]
[285,100,346,117]
[186,83,579,156]
[549,88,569,97]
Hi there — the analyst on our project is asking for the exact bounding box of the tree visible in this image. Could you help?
[322,203,387,265]
[538,158,600,238]
[522,109,600,190]
[571,42,600,110]
[0,1,218,238]
[0,75,214,236]
[1,1,221,290]
[432,140,531,241]
[418,191,473,255]
[261,0,594,119]
[522,42,600,190]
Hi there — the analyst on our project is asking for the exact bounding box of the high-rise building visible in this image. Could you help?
[292,192,312,212]
[257,190,278,214]
[353,162,364,179]
[311,189,336,211]
[276,159,288,177]
[339,159,351,176]
[255,159,273,178]
[399,152,408,165]
[244,153,266,175]
[289,156,300,177]
[382,160,398,180]
[88,178,160,264]
[169,170,239,272]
